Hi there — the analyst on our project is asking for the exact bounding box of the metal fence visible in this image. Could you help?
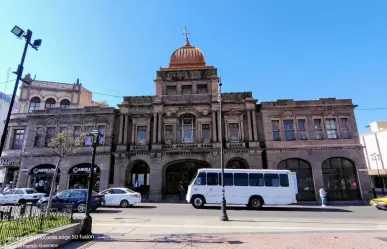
[0,204,73,246]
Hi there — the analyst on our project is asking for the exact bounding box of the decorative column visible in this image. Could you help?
[212,111,217,142]
[153,113,157,143]
[247,110,253,141]
[118,115,124,144]
[217,111,222,143]
[123,115,128,144]
[131,121,136,144]
[147,118,151,144]
[252,110,258,141]
[158,113,162,144]
[240,119,245,142]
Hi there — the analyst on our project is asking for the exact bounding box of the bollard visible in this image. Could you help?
[20,205,26,216]
[8,207,13,221]
[39,213,44,231]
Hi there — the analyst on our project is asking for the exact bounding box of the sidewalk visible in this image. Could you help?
[62,232,387,249]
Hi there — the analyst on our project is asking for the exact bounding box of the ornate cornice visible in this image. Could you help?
[266,146,363,153]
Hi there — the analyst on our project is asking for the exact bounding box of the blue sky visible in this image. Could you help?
[1,0,387,133]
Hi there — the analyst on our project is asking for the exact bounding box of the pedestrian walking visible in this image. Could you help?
[319,187,327,207]
[134,180,141,192]
[178,181,185,200]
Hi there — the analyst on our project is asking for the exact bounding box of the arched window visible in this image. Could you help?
[322,157,360,201]
[45,98,56,109]
[226,158,248,169]
[130,162,150,194]
[60,99,71,108]
[29,97,41,112]
[278,158,315,201]
[179,114,196,143]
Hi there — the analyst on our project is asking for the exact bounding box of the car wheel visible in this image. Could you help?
[77,203,86,213]
[120,200,129,208]
[192,196,205,209]
[18,199,26,205]
[249,196,263,210]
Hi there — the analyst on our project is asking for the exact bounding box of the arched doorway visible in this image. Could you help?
[322,157,361,201]
[68,164,101,192]
[28,164,60,194]
[165,160,211,194]
[278,158,315,201]
[226,158,248,169]
[129,161,150,195]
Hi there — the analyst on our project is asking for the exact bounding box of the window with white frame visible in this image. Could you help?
[297,119,308,140]
[229,123,240,142]
[165,125,173,140]
[325,119,338,139]
[45,98,56,109]
[12,129,24,149]
[283,120,296,141]
[272,120,281,141]
[202,124,210,141]
[137,126,147,145]
[29,97,41,112]
[313,119,324,140]
[180,114,196,143]
[340,118,350,139]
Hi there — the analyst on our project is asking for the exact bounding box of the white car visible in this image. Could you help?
[99,188,141,208]
[0,188,46,205]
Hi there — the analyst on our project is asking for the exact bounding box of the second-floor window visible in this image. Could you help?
[340,118,350,139]
[45,98,56,109]
[165,125,173,140]
[84,126,94,146]
[12,129,24,149]
[272,120,281,141]
[34,131,43,147]
[182,85,192,95]
[98,125,105,145]
[166,86,177,95]
[202,124,210,141]
[180,114,195,143]
[137,126,147,145]
[283,120,296,141]
[297,119,308,140]
[45,127,56,146]
[60,99,71,108]
[314,119,324,140]
[326,119,338,139]
[197,84,208,94]
[29,97,41,112]
[229,123,239,142]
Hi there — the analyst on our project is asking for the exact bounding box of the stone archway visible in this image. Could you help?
[322,157,361,201]
[28,164,59,194]
[226,157,249,169]
[164,160,211,194]
[278,158,315,201]
[127,161,150,195]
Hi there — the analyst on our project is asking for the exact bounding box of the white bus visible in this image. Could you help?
[186,168,298,210]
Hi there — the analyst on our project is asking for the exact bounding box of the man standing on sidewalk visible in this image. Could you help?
[319,187,327,207]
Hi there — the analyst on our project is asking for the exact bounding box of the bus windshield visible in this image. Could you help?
[189,172,198,185]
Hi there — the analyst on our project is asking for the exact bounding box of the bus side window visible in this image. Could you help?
[218,173,234,186]
[234,173,248,186]
[194,173,206,185]
[279,174,289,187]
[207,173,218,185]
[249,173,264,186]
[264,174,280,187]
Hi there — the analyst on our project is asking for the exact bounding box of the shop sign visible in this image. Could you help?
[32,166,56,174]
[71,165,100,174]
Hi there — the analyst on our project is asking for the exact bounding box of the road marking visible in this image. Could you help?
[93,222,387,231]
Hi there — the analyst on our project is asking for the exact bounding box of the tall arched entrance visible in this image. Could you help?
[164,160,211,194]
[129,161,150,195]
[278,158,315,201]
[226,158,249,169]
[322,157,361,201]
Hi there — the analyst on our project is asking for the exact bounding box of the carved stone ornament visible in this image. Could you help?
[281,110,295,117]
[202,109,209,116]
[324,108,337,116]
[166,110,172,117]
[45,117,57,126]
[83,116,95,125]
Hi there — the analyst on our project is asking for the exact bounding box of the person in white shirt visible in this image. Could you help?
[319,187,327,207]
[2,185,10,194]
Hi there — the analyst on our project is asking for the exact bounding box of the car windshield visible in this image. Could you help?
[25,189,38,194]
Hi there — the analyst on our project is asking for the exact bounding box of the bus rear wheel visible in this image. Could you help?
[249,196,263,210]
[191,196,205,209]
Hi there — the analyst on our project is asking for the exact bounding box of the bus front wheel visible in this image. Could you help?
[249,196,263,210]
[191,196,205,209]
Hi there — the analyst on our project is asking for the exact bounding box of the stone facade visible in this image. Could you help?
[0,35,372,202]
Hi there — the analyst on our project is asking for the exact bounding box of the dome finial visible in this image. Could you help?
[183,26,190,46]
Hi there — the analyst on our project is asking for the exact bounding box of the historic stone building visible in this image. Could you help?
[0,33,372,202]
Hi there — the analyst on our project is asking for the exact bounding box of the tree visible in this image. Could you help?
[45,129,83,215]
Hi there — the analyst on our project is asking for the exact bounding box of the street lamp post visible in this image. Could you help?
[80,129,99,238]
[371,153,385,195]
[218,79,228,221]
[0,26,42,157]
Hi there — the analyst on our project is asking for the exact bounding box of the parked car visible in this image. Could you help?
[370,196,387,210]
[0,188,46,205]
[99,188,141,208]
[36,189,105,212]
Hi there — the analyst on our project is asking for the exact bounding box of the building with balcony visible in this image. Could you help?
[0,77,112,191]
[0,34,372,203]
[360,121,387,194]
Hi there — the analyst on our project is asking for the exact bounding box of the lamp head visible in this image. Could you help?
[11,26,24,38]
[33,39,42,47]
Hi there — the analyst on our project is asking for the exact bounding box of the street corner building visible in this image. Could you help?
[0,34,373,203]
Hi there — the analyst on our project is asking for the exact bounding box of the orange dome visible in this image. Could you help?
[169,38,206,69]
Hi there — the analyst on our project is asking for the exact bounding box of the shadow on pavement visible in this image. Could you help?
[92,209,122,214]
[59,234,244,248]
[202,206,352,212]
